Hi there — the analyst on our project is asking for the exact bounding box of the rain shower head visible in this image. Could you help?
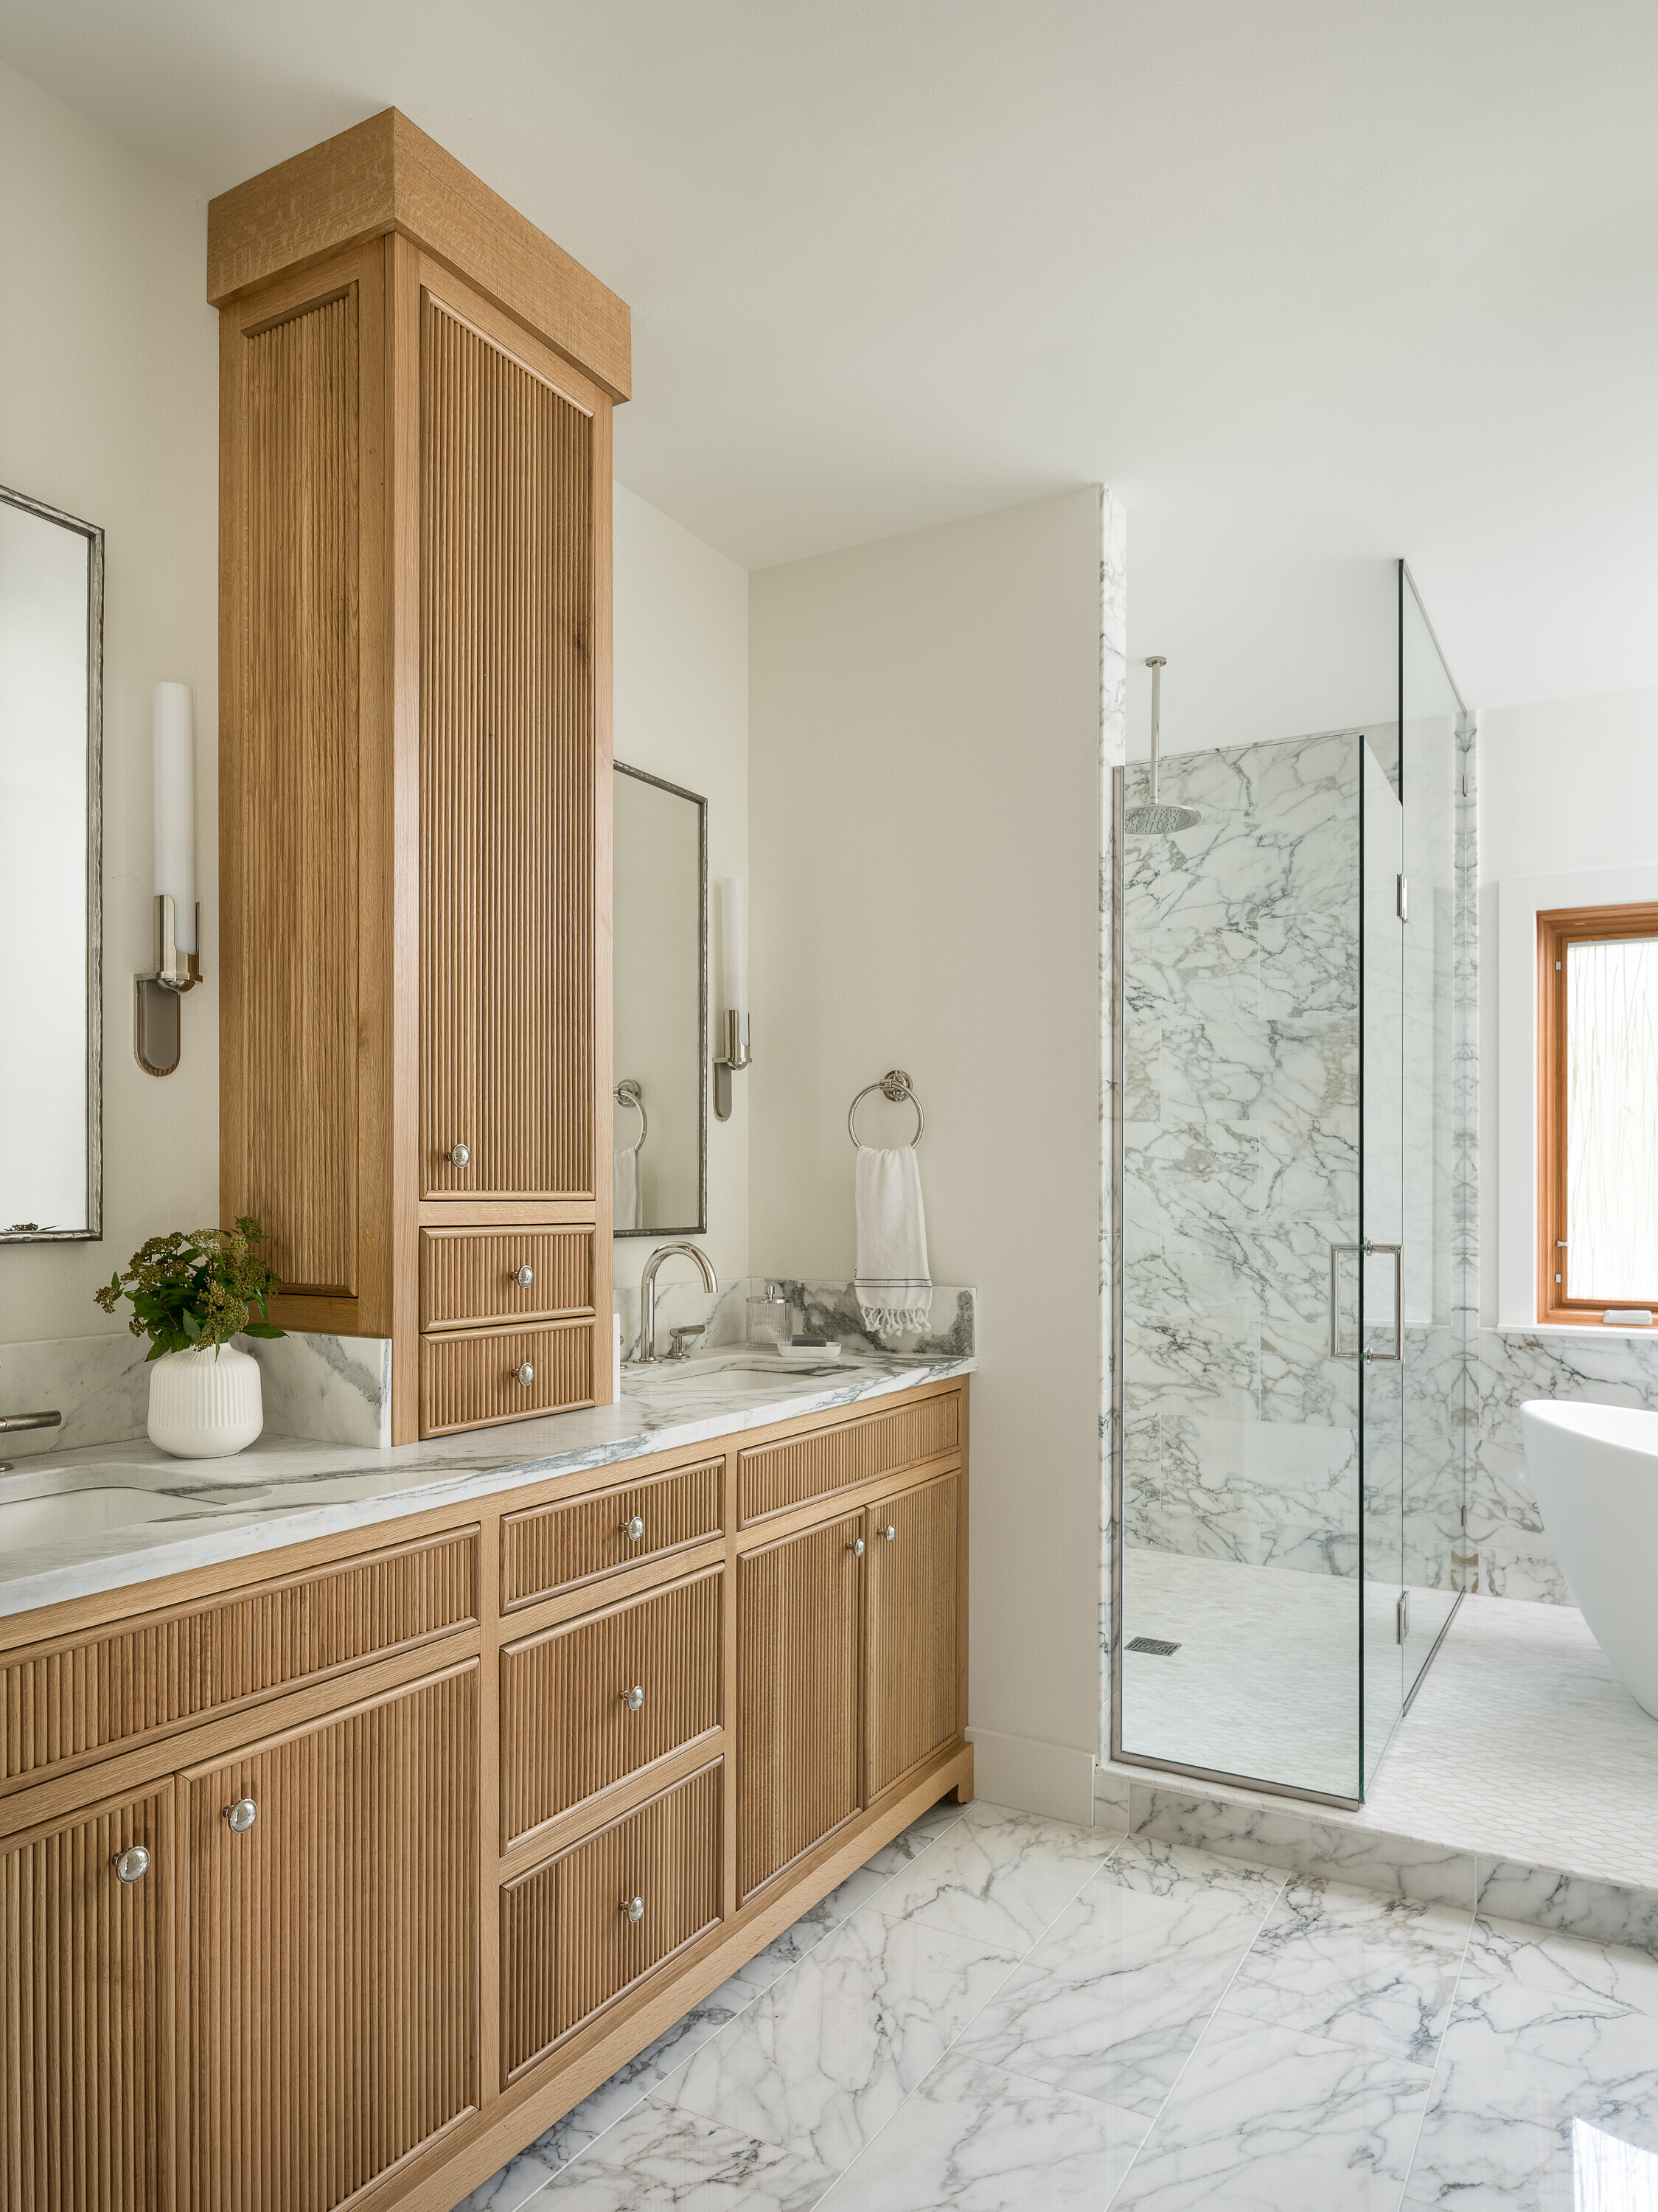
[1124,657,1199,833]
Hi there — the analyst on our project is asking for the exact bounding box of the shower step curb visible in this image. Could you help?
[1095,1758,1658,1954]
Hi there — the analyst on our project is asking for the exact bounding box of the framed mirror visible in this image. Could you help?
[1,484,102,1242]
[613,762,706,1237]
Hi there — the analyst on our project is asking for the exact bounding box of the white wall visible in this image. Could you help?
[1479,688,1658,1323]
[0,61,219,1348]
[612,482,750,1294]
[748,488,1103,1815]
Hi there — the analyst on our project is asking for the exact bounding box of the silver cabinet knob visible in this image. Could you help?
[622,1684,645,1712]
[224,1798,258,1834]
[621,1895,645,1924]
[515,1363,535,1386]
[883,1524,896,1543]
[112,1844,150,1885]
[849,1537,865,1558]
[447,1141,471,1167]
[514,1263,534,1288]
[622,1514,645,1542]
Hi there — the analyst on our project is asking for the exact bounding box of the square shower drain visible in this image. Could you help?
[1126,1635,1181,1656]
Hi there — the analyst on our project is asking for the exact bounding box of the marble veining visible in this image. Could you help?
[0,1346,973,1619]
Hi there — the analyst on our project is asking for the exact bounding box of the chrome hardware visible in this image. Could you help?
[514,1263,534,1288]
[515,1363,535,1386]
[849,1537,865,1557]
[621,1895,645,1924]
[1396,1590,1411,1645]
[112,1843,150,1885]
[883,1524,896,1543]
[848,1068,924,1150]
[622,1684,645,1712]
[636,1242,717,1363]
[1396,872,1410,923]
[224,1797,257,1834]
[622,1515,646,1542]
[1364,1240,1404,1363]
[1329,1240,1402,1362]
[0,1410,60,1433]
[447,1141,471,1167]
[668,1324,706,1361]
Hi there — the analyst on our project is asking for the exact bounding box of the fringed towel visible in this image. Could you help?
[855,1145,933,1338]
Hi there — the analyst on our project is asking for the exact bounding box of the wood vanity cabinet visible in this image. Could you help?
[210,109,627,1441]
[0,1377,969,2212]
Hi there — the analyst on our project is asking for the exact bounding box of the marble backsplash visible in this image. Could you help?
[1,1328,392,1455]
[616,1275,977,1365]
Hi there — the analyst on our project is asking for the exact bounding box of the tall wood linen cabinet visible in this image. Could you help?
[212,111,625,1443]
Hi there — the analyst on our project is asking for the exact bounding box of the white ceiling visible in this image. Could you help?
[6,0,1658,707]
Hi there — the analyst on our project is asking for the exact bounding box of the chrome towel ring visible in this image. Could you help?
[615,1079,647,1150]
[848,1069,924,1149]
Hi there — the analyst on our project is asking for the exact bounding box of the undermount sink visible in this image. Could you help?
[0,1485,203,1551]
[625,1352,851,1382]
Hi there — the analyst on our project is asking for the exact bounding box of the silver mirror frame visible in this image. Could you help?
[1,483,103,1243]
[613,760,708,1239]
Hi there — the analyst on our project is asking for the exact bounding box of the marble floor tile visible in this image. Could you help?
[1093,1831,1287,1922]
[653,1906,1021,2172]
[953,1875,1267,2116]
[537,2103,839,2211]
[1401,1960,1658,2209]
[860,1798,1118,1954]
[1469,1912,1658,2019]
[1110,2008,1433,2211]
[817,2051,1149,2212]
[1225,1876,1472,2066]
[855,1796,969,1879]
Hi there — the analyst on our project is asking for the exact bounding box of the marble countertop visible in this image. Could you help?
[0,1349,974,1622]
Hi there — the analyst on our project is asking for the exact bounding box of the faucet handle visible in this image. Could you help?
[668,1325,706,1362]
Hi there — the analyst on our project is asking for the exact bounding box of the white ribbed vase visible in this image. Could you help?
[146,1342,263,1458]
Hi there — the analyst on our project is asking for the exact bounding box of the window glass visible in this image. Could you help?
[1566,935,1658,1298]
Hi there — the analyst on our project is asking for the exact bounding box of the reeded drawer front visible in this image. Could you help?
[500,1568,722,1846]
[0,1529,478,1792]
[420,1319,596,1436]
[738,1391,961,1526]
[420,1225,595,1331]
[502,1458,723,1610]
[501,1759,722,2080]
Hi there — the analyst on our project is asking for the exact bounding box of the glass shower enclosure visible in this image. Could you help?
[1112,563,1468,1806]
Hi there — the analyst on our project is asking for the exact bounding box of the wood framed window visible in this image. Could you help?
[1538,901,1658,1324]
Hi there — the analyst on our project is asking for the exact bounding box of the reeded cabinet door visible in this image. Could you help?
[182,1663,478,2212]
[1,1784,174,2212]
[736,1512,863,1901]
[419,288,597,1201]
[865,1473,959,1800]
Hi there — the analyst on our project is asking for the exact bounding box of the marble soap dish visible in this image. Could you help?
[774,1340,843,1363]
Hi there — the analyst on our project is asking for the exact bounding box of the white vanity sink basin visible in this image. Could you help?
[627,1353,851,1384]
[0,1485,200,1551]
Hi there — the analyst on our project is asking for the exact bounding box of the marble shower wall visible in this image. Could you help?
[1121,730,1363,1573]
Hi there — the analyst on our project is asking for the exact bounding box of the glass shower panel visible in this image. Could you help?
[1360,729,1405,1789]
[1116,732,1364,1804]
[1398,571,1464,1701]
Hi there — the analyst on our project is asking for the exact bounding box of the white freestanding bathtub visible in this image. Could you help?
[1521,1399,1658,1719]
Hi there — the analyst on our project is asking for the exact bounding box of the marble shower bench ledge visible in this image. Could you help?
[0,1348,974,1622]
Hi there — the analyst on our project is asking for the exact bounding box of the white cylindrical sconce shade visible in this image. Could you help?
[720,877,748,1020]
[153,681,196,953]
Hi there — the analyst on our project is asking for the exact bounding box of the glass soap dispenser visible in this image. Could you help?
[746,1281,790,1347]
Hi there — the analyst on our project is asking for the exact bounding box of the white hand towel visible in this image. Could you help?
[614,1144,640,1233]
[855,1146,933,1338]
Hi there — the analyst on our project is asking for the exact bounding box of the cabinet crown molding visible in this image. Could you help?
[206,105,632,402]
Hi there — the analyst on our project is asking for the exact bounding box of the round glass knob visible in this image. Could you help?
[225,1798,258,1834]
[622,1684,645,1712]
[514,1263,534,1287]
[112,1844,150,1885]
[622,1895,645,1924]
[447,1141,471,1167]
[623,1515,645,1542]
[515,1363,535,1386]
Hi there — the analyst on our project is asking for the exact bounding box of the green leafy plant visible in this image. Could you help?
[94,1217,285,1360]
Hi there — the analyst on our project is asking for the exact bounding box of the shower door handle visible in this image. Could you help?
[1329,1242,1403,1360]
[1362,1240,1404,1364]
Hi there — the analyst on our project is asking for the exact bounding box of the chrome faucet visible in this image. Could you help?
[0,1408,60,1475]
[635,1244,717,1364]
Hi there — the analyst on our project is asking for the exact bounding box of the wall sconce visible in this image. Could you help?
[714,876,750,1121]
[135,681,203,1077]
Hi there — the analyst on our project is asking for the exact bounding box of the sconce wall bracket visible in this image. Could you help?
[713,1009,750,1123]
[134,894,203,1077]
